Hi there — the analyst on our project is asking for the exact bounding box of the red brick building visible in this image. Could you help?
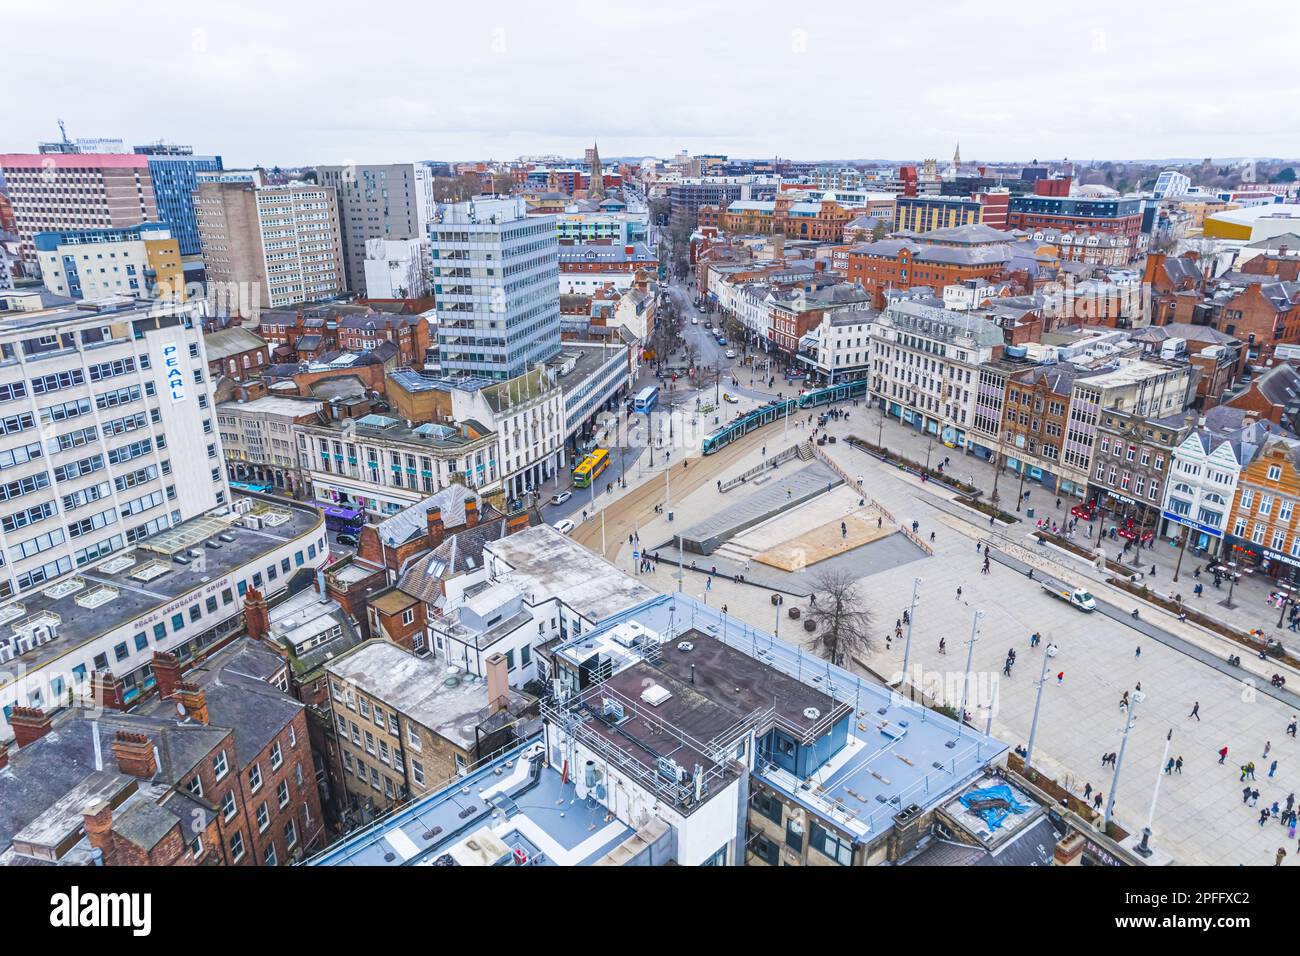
[847,235,1013,309]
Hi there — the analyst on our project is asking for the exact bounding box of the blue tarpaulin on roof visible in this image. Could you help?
[959,784,1030,830]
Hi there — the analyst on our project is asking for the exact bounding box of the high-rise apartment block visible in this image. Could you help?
[136,148,224,257]
[195,171,346,319]
[0,154,159,271]
[315,164,434,296]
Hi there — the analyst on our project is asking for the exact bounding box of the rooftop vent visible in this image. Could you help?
[641,684,673,707]
[676,641,694,652]
[803,707,821,721]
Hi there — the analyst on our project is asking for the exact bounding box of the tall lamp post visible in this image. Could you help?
[900,577,922,695]
[1105,687,1144,829]
[1024,642,1057,771]
[956,609,984,737]
[1135,727,1173,858]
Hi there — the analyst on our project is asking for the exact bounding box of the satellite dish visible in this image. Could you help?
[175,701,187,717]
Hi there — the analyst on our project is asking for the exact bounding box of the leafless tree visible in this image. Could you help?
[805,567,873,666]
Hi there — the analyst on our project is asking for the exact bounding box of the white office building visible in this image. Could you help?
[0,297,229,600]
[430,197,560,380]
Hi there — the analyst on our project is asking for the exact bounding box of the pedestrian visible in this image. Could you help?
[1261,809,1271,827]
[1290,718,1298,738]
[1271,760,1279,779]
[1242,764,1251,781]
[1057,671,1064,686]
[1245,786,1255,804]
[1219,746,1229,765]
[1164,758,1175,775]
[1175,756,1183,774]
[1150,564,1156,578]
[1083,782,1093,801]
[1277,847,1288,866]
[956,586,963,600]
[1265,740,1272,759]
[938,637,947,654]
[1249,761,1257,780]
[1251,789,1261,807]
[1135,646,1141,660]
[1190,701,1200,721]
[1093,792,1104,810]
[929,531,936,543]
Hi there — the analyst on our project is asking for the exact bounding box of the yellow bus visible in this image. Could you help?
[572,448,610,488]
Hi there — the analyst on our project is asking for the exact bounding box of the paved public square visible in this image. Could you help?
[587,391,1300,866]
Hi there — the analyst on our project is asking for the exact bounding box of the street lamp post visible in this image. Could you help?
[1104,688,1142,828]
[1135,727,1173,858]
[1172,523,1190,582]
[956,609,984,737]
[900,577,922,694]
[1024,643,1054,771]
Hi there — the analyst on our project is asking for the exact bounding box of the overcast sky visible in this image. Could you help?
[6,0,1297,167]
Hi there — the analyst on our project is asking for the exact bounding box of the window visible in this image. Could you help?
[248,762,263,792]
[752,789,783,825]
[372,706,384,729]
[213,750,229,780]
[412,759,425,786]
[229,830,245,862]
[402,608,415,626]
[284,819,297,849]
[270,741,283,770]
[221,790,237,821]
[256,802,270,832]
[186,775,203,798]
[810,822,853,865]
[407,723,421,751]
[1269,465,1283,481]
[263,843,277,866]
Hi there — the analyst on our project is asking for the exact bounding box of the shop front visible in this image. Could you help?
[1222,535,1300,586]
[1160,510,1223,557]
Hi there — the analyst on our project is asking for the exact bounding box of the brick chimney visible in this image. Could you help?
[426,507,445,548]
[175,682,210,725]
[1052,830,1085,866]
[92,671,126,711]
[152,651,185,702]
[9,706,52,747]
[485,652,510,715]
[82,800,114,863]
[463,498,479,529]
[111,731,158,778]
[243,587,269,641]
[506,511,530,535]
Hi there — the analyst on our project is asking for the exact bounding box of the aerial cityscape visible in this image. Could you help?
[0,3,1296,922]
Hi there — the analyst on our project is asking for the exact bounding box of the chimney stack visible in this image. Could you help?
[175,682,210,725]
[82,800,114,863]
[426,507,445,548]
[9,706,52,747]
[506,511,530,535]
[464,498,479,529]
[485,652,510,715]
[91,671,126,711]
[243,587,269,641]
[152,651,185,702]
[111,731,158,778]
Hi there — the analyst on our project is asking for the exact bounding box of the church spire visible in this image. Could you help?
[953,142,961,169]
[588,141,605,200]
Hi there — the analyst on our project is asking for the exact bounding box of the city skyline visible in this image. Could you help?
[5,0,1297,167]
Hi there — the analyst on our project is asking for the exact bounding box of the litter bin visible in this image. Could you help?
[1027,508,1035,519]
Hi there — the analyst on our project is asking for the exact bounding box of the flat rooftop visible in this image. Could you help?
[555,593,1006,841]
[487,525,658,623]
[308,738,636,866]
[0,497,322,680]
[325,640,503,749]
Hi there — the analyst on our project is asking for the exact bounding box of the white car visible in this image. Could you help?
[725,349,736,359]
[691,317,699,324]
[554,519,576,535]
[550,491,572,506]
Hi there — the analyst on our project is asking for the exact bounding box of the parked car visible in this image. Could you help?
[550,491,573,506]
[335,532,358,548]
[554,519,576,535]
[725,349,736,359]
[723,392,740,404]
[691,317,699,324]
